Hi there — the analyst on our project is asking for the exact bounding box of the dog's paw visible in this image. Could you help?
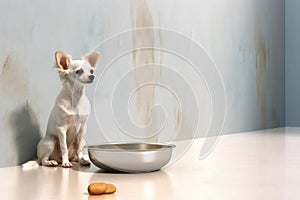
[62,161,73,168]
[79,158,91,166]
[43,160,58,167]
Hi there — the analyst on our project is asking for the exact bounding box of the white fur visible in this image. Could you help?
[23,51,99,168]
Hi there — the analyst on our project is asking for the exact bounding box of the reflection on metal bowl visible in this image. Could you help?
[87,142,175,173]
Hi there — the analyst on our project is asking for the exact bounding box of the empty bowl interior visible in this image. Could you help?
[88,143,175,151]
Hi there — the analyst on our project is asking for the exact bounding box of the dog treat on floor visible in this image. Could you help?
[88,182,117,195]
[88,183,107,195]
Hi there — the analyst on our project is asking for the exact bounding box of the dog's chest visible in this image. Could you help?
[58,95,91,116]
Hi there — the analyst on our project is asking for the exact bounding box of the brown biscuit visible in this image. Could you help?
[88,182,107,195]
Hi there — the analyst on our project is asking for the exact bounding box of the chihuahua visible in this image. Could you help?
[23,51,99,168]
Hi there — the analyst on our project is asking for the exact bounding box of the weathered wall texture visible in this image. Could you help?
[286,0,300,126]
[0,0,284,167]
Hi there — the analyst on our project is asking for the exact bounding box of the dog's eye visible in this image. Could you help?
[75,69,83,75]
[90,69,94,74]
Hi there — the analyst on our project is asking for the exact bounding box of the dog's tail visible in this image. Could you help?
[22,160,39,169]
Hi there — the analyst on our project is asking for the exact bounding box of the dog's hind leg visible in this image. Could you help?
[37,136,58,167]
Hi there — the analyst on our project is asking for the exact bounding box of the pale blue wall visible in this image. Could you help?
[286,0,300,126]
[0,0,285,167]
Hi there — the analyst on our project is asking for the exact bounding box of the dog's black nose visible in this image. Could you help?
[89,75,95,81]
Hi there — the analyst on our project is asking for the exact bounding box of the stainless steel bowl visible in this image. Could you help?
[87,142,175,173]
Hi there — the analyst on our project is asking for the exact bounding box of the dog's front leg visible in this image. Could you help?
[76,124,91,166]
[56,126,72,168]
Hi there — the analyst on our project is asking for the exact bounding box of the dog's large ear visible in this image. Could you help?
[83,51,100,68]
[55,51,72,70]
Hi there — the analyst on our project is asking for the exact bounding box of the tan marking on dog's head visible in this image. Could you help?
[83,51,100,68]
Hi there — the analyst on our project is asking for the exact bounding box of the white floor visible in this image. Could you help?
[0,127,299,200]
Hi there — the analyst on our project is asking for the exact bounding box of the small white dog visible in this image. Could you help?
[24,51,99,168]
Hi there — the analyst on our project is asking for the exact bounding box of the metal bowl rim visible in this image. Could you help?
[87,142,175,152]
